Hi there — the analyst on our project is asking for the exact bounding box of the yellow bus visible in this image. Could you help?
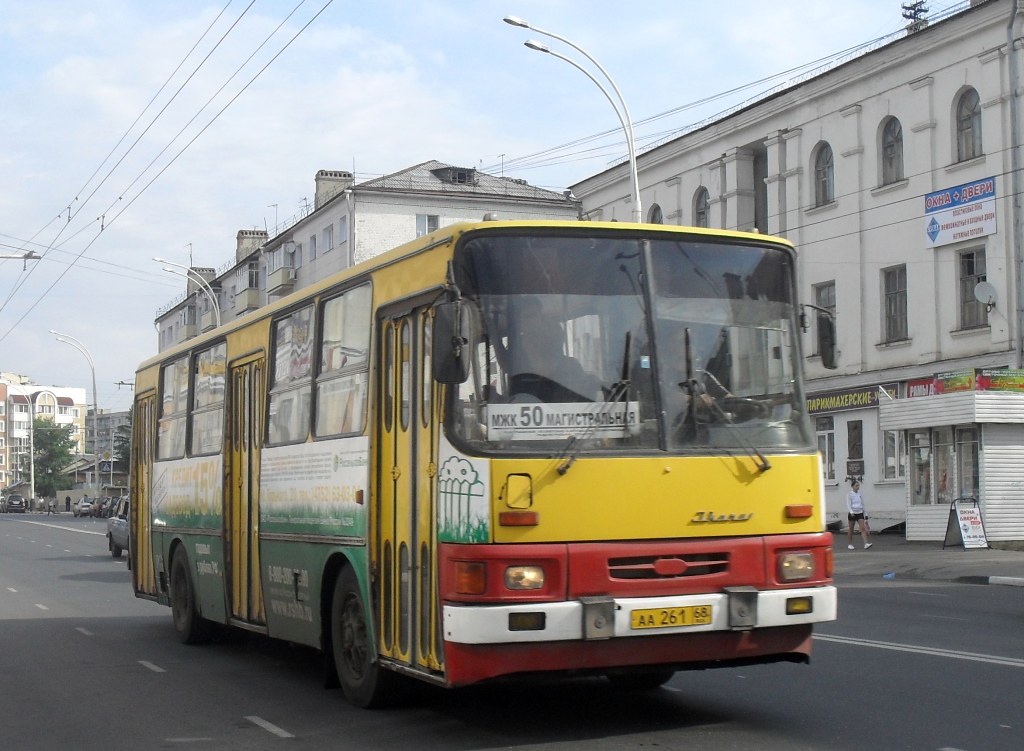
[131,219,838,707]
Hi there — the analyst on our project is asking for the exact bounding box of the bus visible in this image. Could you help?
[131,219,838,707]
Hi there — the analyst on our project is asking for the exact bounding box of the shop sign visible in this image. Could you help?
[807,385,882,414]
[935,369,975,394]
[976,368,1024,392]
[924,176,997,248]
[909,368,1024,396]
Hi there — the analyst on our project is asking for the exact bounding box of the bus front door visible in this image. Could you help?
[377,306,443,676]
[227,354,266,626]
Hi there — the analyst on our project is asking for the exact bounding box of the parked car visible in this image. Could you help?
[73,497,93,517]
[106,498,130,559]
[4,494,27,513]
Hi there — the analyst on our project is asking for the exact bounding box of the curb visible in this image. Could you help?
[988,576,1024,587]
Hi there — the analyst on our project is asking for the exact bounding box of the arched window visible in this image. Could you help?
[956,88,982,162]
[813,142,834,207]
[881,117,904,185]
[693,187,709,228]
[647,203,664,224]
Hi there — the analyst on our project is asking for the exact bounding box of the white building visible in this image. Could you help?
[156,162,579,349]
[571,0,1024,541]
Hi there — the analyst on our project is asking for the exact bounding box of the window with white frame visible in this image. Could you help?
[881,116,904,185]
[883,265,908,342]
[956,88,982,162]
[309,234,317,260]
[959,248,987,329]
[813,281,836,355]
[338,215,348,245]
[813,142,834,206]
[323,224,333,251]
[882,429,906,480]
[416,214,439,238]
[647,204,664,224]
[693,187,709,227]
[816,416,835,482]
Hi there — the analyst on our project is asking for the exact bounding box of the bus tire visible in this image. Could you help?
[331,566,392,708]
[170,547,213,645]
[606,670,675,691]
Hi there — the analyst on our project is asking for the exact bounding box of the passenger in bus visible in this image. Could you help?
[506,301,602,403]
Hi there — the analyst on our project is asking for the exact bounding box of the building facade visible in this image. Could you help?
[155,162,580,350]
[571,0,1024,540]
[0,376,88,495]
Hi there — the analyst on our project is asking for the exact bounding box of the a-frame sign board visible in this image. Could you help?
[942,497,991,549]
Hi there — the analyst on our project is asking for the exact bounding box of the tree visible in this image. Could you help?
[32,417,77,499]
[113,405,133,465]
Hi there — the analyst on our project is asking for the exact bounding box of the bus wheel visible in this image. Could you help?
[331,567,392,707]
[170,547,213,645]
[606,670,675,691]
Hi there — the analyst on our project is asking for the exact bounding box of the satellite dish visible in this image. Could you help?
[973,281,997,309]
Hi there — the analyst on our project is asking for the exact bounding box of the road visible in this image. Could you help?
[1,514,1021,750]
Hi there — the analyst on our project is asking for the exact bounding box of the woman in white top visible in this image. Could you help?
[846,481,873,550]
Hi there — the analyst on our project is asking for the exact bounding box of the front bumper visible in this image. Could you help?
[444,585,837,644]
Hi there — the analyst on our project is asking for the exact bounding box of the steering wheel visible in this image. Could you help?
[719,396,770,422]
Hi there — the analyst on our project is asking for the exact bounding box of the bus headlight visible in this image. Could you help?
[504,565,545,590]
[778,552,815,582]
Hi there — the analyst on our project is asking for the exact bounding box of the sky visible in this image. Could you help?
[0,0,962,412]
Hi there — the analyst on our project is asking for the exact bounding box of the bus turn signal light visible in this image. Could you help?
[785,504,814,518]
[454,561,486,595]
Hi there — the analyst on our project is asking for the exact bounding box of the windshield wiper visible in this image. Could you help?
[556,332,633,475]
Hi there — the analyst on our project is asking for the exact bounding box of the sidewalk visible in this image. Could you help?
[832,532,1024,586]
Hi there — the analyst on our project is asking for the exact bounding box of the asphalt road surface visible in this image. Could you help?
[2,514,1021,750]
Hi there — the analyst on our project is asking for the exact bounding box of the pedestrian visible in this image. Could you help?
[847,480,872,550]
[46,498,54,515]
[65,495,71,512]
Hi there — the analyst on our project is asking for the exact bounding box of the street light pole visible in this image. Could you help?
[49,331,100,497]
[153,256,222,328]
[503,15,642,222]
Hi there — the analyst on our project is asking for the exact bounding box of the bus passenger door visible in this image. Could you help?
[227,354,266,626]
[131,392,158,596]
[377,306,443,675]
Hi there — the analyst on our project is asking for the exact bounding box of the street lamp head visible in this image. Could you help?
[152,256,167,263]
[503,15,529,28]
[525,39,550,53]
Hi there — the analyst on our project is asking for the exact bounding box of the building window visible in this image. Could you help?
[338,215,348,244]
[959,249,987,329]
[647,204,664,224]
[883,265,908,342]
[248,262,259,290]
[956,427,980,500]
[323,224,333,251]
[813,281,836,355]
[882,429,906,480]
[813,142,834,206]
[881,116,904,185]
[295,243,303,268]
[909,429,931,505]
[693,187,709,227]
[847,420,863,463]
[816,416,835,482]
[416,214,439,238]
[956,88,982,162]
[309,234,317,260]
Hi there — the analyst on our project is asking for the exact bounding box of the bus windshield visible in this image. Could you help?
[447,230,812,454]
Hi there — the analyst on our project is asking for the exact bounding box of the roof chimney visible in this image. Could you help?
[236,229,268,262]
[314,170,354,209]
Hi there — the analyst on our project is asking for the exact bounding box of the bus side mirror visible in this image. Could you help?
[432,301,471,384]
[817,313,837,369]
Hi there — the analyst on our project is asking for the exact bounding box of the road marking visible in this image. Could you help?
[246,716,295,738]
[76,627,94,636]
[139,661,166,673]
[164,739,215,744]
[9,519,105,536]
[35,604,49,610]
[6,587,17,593]
[815,634,1024,668]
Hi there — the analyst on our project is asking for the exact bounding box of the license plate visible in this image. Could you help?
[630,605,713,630]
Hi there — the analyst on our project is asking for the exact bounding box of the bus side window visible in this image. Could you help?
[268,306,314,444]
